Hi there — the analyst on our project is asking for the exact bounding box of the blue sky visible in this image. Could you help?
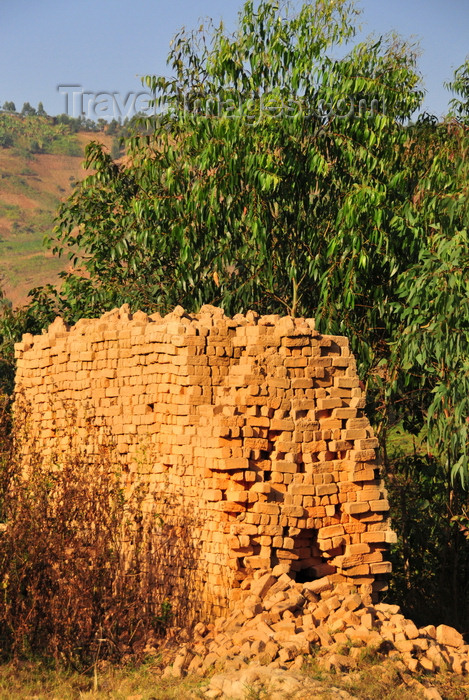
[1,0,467,120]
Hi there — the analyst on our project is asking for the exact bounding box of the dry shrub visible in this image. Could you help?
[0,399,195,667]
[0,394,13,519]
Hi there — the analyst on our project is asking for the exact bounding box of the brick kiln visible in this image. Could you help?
[14,305,395,618]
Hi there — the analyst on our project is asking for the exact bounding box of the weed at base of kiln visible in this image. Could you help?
[0,397,194,668]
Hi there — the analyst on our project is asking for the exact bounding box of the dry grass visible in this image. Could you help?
[0,654,467,700]
[0,658,204,700]
[302,646,469,700]
[0,398,198,668]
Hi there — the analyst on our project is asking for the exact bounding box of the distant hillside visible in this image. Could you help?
[0,116,114,307]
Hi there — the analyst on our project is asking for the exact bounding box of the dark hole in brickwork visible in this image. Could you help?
[290,528,336,583]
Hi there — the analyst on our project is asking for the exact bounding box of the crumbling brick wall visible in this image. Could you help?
[14,304,395,618]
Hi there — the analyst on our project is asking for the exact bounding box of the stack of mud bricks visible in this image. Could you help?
[14,304,395,620]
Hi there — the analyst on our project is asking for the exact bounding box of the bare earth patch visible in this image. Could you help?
[0,132,111,306]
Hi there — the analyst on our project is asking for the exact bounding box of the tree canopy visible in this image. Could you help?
[43,1,424,363]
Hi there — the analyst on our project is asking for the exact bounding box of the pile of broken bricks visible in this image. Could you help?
[156,570,468,697]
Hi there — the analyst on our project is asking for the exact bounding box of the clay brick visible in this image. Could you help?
[370,499,390,512]
[255,503,281,515]
[361,531,389,544]
[272,461,297,474]
[329,440,353,451]
[344,502,370,515]
[282,337,310,347]
[348,468,376,482]
[291,484,316,496]
[316,484,338,496]
[341,429,368,440]
[246,416,270,428]
[282,506,306,518]
[355,438,379,450]
[316,398,342,410]
[357,489,383,502]
[348,449,376,461]
[284,357,308,368]
[319,524,345,539]
[270,419,295,431]
[346,564,370,576]
[336,377,359,388]
[370,562,392,575]
[291,378,313,389]
[436,624,464,648]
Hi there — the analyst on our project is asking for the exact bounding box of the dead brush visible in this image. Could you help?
[0,397,194,668]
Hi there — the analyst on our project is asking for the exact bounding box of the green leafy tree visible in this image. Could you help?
[0,291,48,396]
[110,136,123,160]
[21,102,36,116]
[447,56,469,124]
[46,0,423,377]
[379,108,469,628]
[106,118,120,135]
[2,101,16,113]
[390,116,469,485]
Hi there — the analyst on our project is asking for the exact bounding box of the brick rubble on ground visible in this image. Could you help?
[155,570,467,698]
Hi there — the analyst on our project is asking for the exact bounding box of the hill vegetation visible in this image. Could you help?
[0,111,118,306]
